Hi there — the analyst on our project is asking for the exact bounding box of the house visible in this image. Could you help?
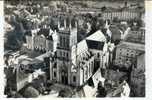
[5,64,30,92]
[114,41,144,69]
[25,28,54,52]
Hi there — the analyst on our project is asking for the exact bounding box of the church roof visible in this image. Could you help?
[86,40,104,50]
[86,30,106,42]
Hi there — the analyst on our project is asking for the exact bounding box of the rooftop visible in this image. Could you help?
[124,29,145,44]
[117,41,145,51]
[86,40,104,50]
[86,30,106,42]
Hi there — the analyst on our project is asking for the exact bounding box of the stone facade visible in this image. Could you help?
[114,41,144,68]
[50,17,78,86]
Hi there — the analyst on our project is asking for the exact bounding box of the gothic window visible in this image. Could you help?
[63,52,65,57]
[54,72,56,77]
[73,76,76,82]
[53,63,57,68]
[66,53,68,58]
[67,38,69,48]
[89,63,91,74]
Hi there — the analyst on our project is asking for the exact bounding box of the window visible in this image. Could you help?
[63,37,65,47]
[89,63,91,74]
[97,53,100,58]
[60,37,62,47]
[63,52,65,57]
[67,38,69,48]
[66,53,68,58]
[53,62,57,68]
[73,76,76,82]
[54,72,56,77]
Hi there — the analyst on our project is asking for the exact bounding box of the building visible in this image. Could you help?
[124,27,145,44]
[5,64,30,92]
[86,40,105,73]
[114,41,144,69]
[49,16,78,85]
[25,28,54,52]
[70,39,95,86]
[130,53,145,97]
[102,8,142,21]
[49,28,111,87]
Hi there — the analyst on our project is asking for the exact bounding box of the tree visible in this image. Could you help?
[113,17,119,23]
[22,86,39,98]
[58,89,72,97]
[96,81,107,97]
